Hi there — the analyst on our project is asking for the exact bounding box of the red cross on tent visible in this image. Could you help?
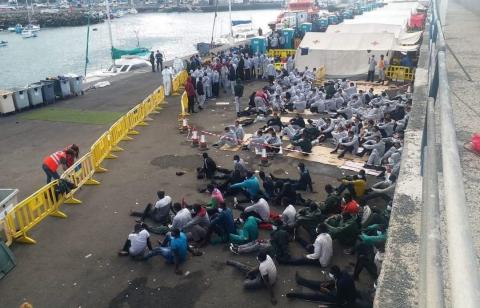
[371,41,379,46]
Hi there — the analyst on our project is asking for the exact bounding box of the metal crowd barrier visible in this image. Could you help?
[1,70,181,245]
[385,65,416,82]
[267,49,296,59]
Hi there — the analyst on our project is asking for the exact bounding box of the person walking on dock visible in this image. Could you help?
[162,66,173,96]
[149,51,155,72]
[155,50,163,72]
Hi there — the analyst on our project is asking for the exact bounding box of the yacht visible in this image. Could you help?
[21,30,37,38]
[214,20,258,45]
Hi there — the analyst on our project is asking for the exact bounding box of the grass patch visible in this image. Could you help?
[20,108,124,125]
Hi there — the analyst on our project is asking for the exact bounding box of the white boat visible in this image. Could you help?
[128,8,138,14]
[106,57,150,73]
[25,24,41,32]
[7,27,16,32]
[21,30,37,38]
[214,20,258,45]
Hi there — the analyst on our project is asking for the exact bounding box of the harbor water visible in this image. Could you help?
[0,10,280,89]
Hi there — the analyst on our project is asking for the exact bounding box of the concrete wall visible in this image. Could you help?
[455,0,480,13]
[373,34,430,307]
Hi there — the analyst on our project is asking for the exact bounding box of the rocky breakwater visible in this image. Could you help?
[0,9,104,28]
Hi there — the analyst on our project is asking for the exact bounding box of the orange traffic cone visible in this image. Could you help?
[261,148,269,166]
[199,134,208,151]
[192,128,199,147]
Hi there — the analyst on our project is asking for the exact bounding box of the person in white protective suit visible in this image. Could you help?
[162,66,173,96]
[173,57,184,74]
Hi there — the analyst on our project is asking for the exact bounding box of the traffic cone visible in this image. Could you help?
[192,128,199,147]
[261,148,269,166]
[180,118,188,133]
[199,134,208,151]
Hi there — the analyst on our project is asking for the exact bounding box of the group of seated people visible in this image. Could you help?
[116,69,409,307]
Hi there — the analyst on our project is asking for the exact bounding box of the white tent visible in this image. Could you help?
[294,32,397,78]
[327,23,422,45]
[343,1,420,28]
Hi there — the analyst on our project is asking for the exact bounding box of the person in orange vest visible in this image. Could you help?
[42,150,68,183]
[378,54,387,85]
[63,144,80,168]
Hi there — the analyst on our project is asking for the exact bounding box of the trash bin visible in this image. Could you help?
[250,36,266,54]
[0,241,16,280]
[0,189,18,220]
[40,80,55,104]
[50,77,71,99]
[67,75,83,96]
[27,83,44,106]
[11,87,30,111]
[0,90,15,115]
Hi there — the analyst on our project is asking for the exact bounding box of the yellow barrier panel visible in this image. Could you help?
[1,219,13,246]
[386,65,415,82]
[179,91,189,117]
[171,75,180,96]
[274,63,284,71]
[5,181,66,244]
[91,132,115,172]
[267,49,296,59]
[61,153,100,204]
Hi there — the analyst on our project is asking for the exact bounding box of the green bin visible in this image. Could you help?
[0,241,16,280]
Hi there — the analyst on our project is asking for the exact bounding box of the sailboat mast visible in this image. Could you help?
[228,0,233,42]
[105,0,116,71]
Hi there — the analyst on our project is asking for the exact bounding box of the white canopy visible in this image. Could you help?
[327,23,422,45]
[294,32,418,78]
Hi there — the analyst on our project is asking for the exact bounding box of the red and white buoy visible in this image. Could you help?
[199,134,208,151]
[191,128,199,147]
[180,118,188,133]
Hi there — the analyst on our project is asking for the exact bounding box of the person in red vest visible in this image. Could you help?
[42,150,69,183]
[63,144,80,168]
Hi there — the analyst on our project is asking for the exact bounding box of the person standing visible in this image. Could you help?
[162,66,173,96]
[149,51,155,72]
[196,76,206,109]
[266,60,276,85]
[367,55,377,82]
[234,79,244,115]
[378,54,387,85]
[228,64,237,94]
[212,69,220,98]
[185,76,196,113]
[155,50,163,72]
[42,150,68,183]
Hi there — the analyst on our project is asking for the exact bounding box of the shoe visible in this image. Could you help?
[229,246,239,255]
[330,149,338,154]
[118,251,129,256]
[233,197,238,208]
[338,153,345,159]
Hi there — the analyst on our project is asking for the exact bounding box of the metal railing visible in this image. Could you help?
[420,0,480,307]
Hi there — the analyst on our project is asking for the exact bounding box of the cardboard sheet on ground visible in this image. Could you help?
[220,133,253,151]
[340,161,382,176]
[285,145,367,167]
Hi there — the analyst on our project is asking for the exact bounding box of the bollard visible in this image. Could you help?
[261,148,269,166]
[192,128,199,147]
[199,134,208,151]
[180,118,188,133]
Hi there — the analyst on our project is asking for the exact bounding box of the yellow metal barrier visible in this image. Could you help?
[179,91,189,117]
[5,181,66,244]
[386,65,415,82]
[90,132,115,173]
[61,153,100,204]
[267,49,296,59]
[0,219,13,246]
[274,63,284,71]
[171,75,180,96]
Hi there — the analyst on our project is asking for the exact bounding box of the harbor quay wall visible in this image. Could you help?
[0,10,104,28]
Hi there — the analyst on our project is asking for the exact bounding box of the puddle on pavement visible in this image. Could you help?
[109,272,204,308]
[151,154,201,170]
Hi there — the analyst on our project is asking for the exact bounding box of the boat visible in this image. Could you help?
[214,20,258,45]
[21,30,37,38]
[0,40,7,47]
[24,24,41,32]
[106,57,151,73]
[12,24,23,33]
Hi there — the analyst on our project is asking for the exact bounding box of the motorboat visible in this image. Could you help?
[24,24,41,32]
[128,8,138,14]
[85,57,151,84]
[21,30,37,38]
[0,41,7,47]
[214,20,258,45]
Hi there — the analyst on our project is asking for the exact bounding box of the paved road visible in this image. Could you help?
[0,71,375,307]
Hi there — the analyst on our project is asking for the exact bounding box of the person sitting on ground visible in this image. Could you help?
[229,172,261,203]
[324,213,360,246]
[202,202,236,245]
[286,265,357,306]
[197,152,217,180]
[336,171,367,199]
[172,202,192,231]
[281,201,297,231]
[362,136,386,168]
[289,113,305,129]
[295,200,324,241]
[360,174,397,206]
[130,191,172,224]
[265,112,284,131]
[352,241,385,281]
[182,204,210,243]
[233,154,249,178]
[330,131,359,159]
[341,193,360,216]
[213,126,238,148]
[230,120,245,142]
[258,171,277,200]
[271,162,313,192]
[319,184,342,215]
[226,251,278,305]
[205,184,225,215]
[143,228,200,275]
[248,130,267,153]
[266,131,282,153]
[234,195,270,222]
[280,223,332,268]
[291,131,313,154]
[118,223,153,257]
[229,212,260,245]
